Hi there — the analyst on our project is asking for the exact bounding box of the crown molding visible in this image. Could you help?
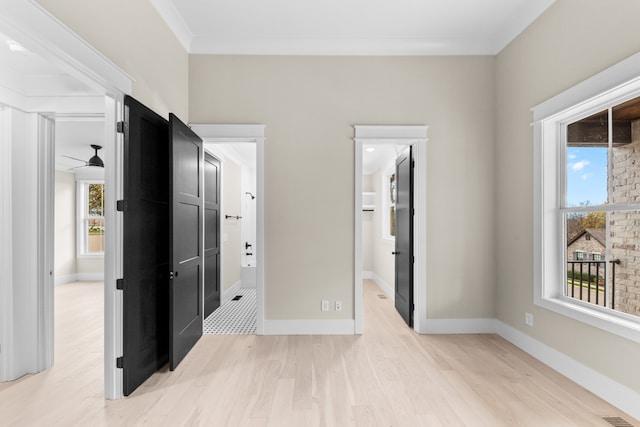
[149,0,193,52]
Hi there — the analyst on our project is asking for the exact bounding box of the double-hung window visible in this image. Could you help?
[534,53,640,342]
[78,181,105,256]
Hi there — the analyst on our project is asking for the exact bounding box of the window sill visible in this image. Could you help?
[535,295,640,344]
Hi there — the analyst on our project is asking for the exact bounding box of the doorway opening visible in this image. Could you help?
[193,124,266,335]
[354,125,428,334]
[0,1,130,399]
[203,143,257,334]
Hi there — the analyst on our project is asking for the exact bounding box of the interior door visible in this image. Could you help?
[169,113,203,370]
[122,95,170,396]
[204,152,221,317]
[394,146,414,327]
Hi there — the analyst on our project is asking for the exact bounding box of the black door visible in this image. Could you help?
[122,95,170,396]
[204,152,221,317]
[394,146,414,327]
[169,113,203,370]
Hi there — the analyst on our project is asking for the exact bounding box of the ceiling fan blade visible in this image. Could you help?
[66,165,87,171]
[62,154,88,164]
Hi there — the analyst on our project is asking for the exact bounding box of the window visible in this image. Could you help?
[534,53,640,342]
[78,182,104,256]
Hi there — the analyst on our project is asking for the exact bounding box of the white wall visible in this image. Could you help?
[362,161,396,295]
[222,156,242,292]
[54,171,76,279]
[361,174,373,272]
[241,164,257,263]
[496,0,640,395]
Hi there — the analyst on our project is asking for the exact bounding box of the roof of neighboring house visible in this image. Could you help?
[567,228,606,248]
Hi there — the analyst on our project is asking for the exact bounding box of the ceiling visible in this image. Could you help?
[0,32,105,177]
[151,0,556,55]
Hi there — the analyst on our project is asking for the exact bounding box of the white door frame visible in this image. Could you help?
[0,1,132,399]
[354,125,428,334]
[191,124,266,335]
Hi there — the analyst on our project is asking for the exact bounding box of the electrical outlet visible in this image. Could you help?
[321,300,329,312]
[525,312,534,327]
[335,300,342,311]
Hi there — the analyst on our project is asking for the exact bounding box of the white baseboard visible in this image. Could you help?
[263,319,355,335]
[54,273,104,286]
[494,320,640,421]
[222,280,242,305]
[419,318,498,334]
[363,270,394,300]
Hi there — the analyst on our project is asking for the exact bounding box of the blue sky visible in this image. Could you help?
[566,147,608,207]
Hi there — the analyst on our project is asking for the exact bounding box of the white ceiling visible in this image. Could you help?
[152,0,556,55]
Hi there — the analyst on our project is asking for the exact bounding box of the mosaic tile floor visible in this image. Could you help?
[203,288,256,335]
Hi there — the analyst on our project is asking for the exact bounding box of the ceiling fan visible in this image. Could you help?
[63,144,104,169]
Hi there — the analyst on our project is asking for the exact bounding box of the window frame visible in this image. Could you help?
[533,52,640,344]
[77,180,105,258]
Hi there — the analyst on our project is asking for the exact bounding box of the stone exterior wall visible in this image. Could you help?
[567,233,605,261]
[609,120,640,316]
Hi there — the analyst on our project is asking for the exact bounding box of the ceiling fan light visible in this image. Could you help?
[89,144,104,167]
[88,154,104,167]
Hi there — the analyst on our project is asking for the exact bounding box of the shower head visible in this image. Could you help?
[246,192,256,200]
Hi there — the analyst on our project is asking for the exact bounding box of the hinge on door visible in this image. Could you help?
[412,256,415,264]
[116,357,124,369]
[412,160,415,168]
[116,279,124,291]
[116,121,125,134]
[116,200,127,212]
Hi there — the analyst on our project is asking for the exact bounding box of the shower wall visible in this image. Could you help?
[241,164,257,266]
[222,155,242,293]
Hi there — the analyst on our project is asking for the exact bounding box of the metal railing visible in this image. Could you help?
[566,259,620,308]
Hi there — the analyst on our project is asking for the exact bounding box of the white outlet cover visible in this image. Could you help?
[525,312,534,327]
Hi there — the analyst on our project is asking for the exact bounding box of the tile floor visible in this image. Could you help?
[203,288,256,334]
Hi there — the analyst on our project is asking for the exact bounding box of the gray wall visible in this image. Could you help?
[190,55,497,320]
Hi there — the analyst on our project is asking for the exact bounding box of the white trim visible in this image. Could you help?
[222,281,242,305]
[148,0,193,52]
[189,37,502,57]
[103,93,124,400]
[191,124,266,335]
[0,107,13,381]
[263,319,355,335]
[364,271,394,301]
[495,320,640,421]
[422,318,497,334]
[532,51,640,122]
[354,125,428,335]
[36,114,55,373]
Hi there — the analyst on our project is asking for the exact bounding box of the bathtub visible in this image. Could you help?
[241,260,256,288]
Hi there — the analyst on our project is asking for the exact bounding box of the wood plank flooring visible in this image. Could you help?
[0,279,637,426]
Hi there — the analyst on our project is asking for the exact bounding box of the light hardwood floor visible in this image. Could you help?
[0,280,636,426]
